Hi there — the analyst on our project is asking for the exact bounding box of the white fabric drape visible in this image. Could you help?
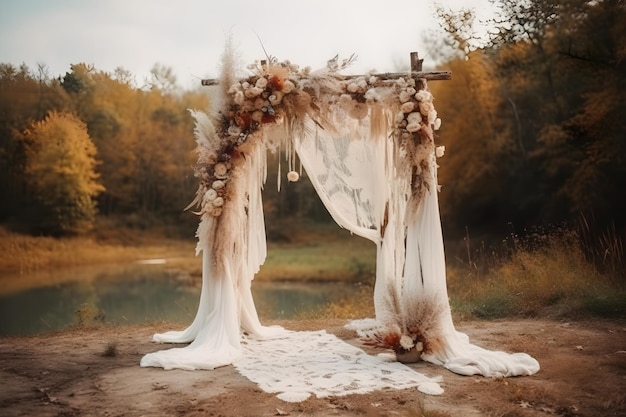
[140,130,285,370]
[141,59,538,381]
[297,121,539,377]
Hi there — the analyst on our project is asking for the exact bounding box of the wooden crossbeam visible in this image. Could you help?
[200,51,451,86]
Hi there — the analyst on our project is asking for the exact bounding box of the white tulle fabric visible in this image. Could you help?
[141,73,539,394]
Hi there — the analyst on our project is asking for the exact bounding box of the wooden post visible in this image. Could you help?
[410,51,426,90]
[410,51,423,72]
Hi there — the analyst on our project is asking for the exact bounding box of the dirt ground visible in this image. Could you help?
[0,318,624,417]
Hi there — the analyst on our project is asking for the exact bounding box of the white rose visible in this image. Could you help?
[364,88,380,102]
[406,122,421,133]
[255,77,268,89]
[233,91,245,105]
[419,101,434,116]
[203,188,217,204]
[428,109,438,124]
[212,196,224,207]
[414,90,432,102]
[227,125,241,137]
[407,112,422,124]
[401,101,415,113]
[214,163,228,178]
[282,80,295,93]
[347,82,359,93]
[434,118,442,131]
[399,90,412,103]
[212,180,225,190]
[436,145,445,158]
[244,86,264,98]
[400,335,415,350]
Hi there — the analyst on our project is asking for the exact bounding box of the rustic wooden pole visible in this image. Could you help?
[410,51,423,72]
[200,51,450,86]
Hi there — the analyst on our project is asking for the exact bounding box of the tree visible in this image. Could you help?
[0,63,71,221]
[22,111,104,235]
[431,0,626,234]
[429,51,513,234]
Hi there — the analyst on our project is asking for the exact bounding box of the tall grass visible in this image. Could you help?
[577,213,625,285]
[447,226,625,319]
[0,224,196,276]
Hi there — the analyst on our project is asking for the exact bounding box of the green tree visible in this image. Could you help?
[22,111,104,235]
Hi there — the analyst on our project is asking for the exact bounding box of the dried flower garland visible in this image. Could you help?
[187,56,444,219]
[188,59,311,217]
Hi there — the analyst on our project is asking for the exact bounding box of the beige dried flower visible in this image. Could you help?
[407,112,422,125]
[255,76,268,89]
[214,162,228,178]
[251,110,264,122]
[401,101,415,113]
[282,80,295,93]
[406,122,421,133]
[203,189,217,203]
[287,171,300,182]
[400,335,415,350]
[212,196,224,207]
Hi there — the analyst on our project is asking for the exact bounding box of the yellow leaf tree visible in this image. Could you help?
[23,111,104,235]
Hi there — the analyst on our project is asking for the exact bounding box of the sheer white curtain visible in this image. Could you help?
[140,118,285,370]
[297,118,539,377]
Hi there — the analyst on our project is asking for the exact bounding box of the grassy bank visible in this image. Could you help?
[445,228,625,320]
[0,225,197,276]
[1,220,623,320]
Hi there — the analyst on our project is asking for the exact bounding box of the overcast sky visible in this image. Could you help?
[0,0,495,89]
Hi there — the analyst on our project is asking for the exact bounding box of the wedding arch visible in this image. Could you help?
[140,46,539,398]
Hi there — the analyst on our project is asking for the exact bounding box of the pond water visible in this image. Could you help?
[0,263,361,337]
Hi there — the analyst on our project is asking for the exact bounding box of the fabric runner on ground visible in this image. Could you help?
[233,330,444,403]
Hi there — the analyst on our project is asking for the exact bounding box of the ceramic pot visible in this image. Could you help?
[395,348,421,363]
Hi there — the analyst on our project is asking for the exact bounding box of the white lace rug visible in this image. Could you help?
[233,330,443,402]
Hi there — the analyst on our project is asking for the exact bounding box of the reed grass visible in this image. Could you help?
[447,226,625,319]
[0,224,196,276]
